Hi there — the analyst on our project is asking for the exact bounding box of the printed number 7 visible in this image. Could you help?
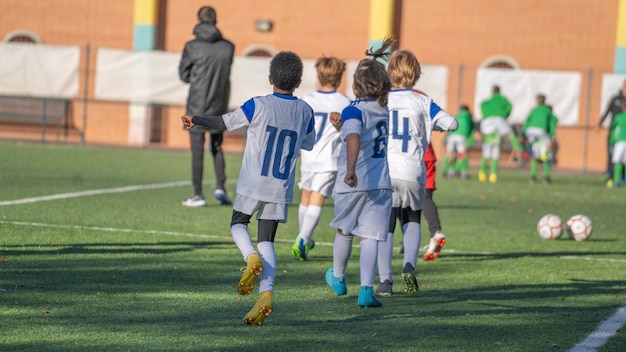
[314,112,328,144]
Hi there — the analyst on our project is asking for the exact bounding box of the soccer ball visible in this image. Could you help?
[566,214,593,241]
[537,214,564,240]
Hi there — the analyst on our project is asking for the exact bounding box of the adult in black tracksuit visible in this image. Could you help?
[598,80,626,183]
[179,6,234,207]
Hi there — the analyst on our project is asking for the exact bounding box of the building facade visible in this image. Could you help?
[0,0,624,172]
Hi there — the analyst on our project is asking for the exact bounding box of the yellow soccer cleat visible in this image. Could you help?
[238,254,263,295]
[478,171,487,182]
[243,291,273,325]
[489,173,498,183]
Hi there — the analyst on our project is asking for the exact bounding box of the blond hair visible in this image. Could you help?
[387,50,421,88]
[315,56,346,89]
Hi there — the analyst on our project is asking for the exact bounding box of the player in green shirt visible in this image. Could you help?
[478,85,526,183]
[442,105,475,179]
[610,99,626,187]
[522,94,558,184]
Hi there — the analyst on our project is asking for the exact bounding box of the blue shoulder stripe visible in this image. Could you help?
[240,98,255,122]
[341,105,362,123]
[429,100,442,120]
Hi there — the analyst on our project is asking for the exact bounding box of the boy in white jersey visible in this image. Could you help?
[325,37,393,308]
[181,51,315,325]
[376,50,457,296]
[292,56,351,261]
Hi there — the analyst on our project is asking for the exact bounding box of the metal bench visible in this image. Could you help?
[0,96,70,142]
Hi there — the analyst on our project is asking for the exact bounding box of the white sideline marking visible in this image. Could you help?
[0,220,331,246]
[559,255,626,263]
[568,305,626,352]
[0,181,190,206]
[0,220,223,240]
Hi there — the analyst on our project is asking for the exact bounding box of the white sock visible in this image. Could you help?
[332,232,353,277]
[403,222,422,268]
[298,205,322,244]
[231,223,256,261]
[359,238,378,287]
[257,241,276,293]
[298,204,308,232]
[376,232,394,283]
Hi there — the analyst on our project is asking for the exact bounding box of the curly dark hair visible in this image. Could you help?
[270,51,303,92]
[353,36,394,106]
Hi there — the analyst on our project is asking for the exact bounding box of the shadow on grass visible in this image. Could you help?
[1,240,625,352]
[443,249,626,261]
[0,241,233,256]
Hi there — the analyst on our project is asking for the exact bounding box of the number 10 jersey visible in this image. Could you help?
[223,93,315,204]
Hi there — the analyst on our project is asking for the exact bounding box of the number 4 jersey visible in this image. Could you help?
[387,89,457,185]
[223,93,315,204]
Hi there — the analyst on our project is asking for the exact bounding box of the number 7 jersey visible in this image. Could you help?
[387,89,455,184]
[222,93,315,204]
[300,90,351,172]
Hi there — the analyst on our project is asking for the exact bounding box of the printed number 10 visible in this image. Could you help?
[262,125,298,180]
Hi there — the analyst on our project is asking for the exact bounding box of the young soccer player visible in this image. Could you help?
[181,51,315,325]
[422,143,447,261]
[325,37,394,308]
[522,94,558,184]
[610,99,626,187]
[395,143,448,261]
[478,85,526,183]
[292,56,351,261]
[375,50,457,296]
[441,105,475,179]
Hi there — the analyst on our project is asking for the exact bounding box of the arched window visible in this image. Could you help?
[3,30,41,43]
[241,44,276,58]
[480,56,520,69]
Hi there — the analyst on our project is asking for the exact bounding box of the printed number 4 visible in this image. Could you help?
[392,111,411,153]
[262,125,298,180]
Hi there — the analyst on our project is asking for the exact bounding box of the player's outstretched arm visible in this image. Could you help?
[181,114,227,131]
[181,114,195,130]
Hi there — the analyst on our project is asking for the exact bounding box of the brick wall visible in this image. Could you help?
[0,0,620,172]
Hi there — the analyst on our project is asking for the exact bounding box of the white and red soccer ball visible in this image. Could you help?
[537,214,564,240]
[565,214,593,241]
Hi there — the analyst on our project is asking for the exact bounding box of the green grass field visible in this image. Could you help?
[1,141,625,352]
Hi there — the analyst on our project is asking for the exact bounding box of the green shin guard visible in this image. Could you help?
[490,158,499,175]
[480,158,488,173]
[508,134,525,152]
[543,161,551,179]
[614,164,624,186]
[530,160,538,178]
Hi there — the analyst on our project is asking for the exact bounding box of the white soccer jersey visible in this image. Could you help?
[223,93,315,204]
[334,99,391,194]
[387,89,456,184]
[300,90,351,172]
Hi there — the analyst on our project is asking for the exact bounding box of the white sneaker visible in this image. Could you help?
[182,195,207,207]
[423,231,446,261]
